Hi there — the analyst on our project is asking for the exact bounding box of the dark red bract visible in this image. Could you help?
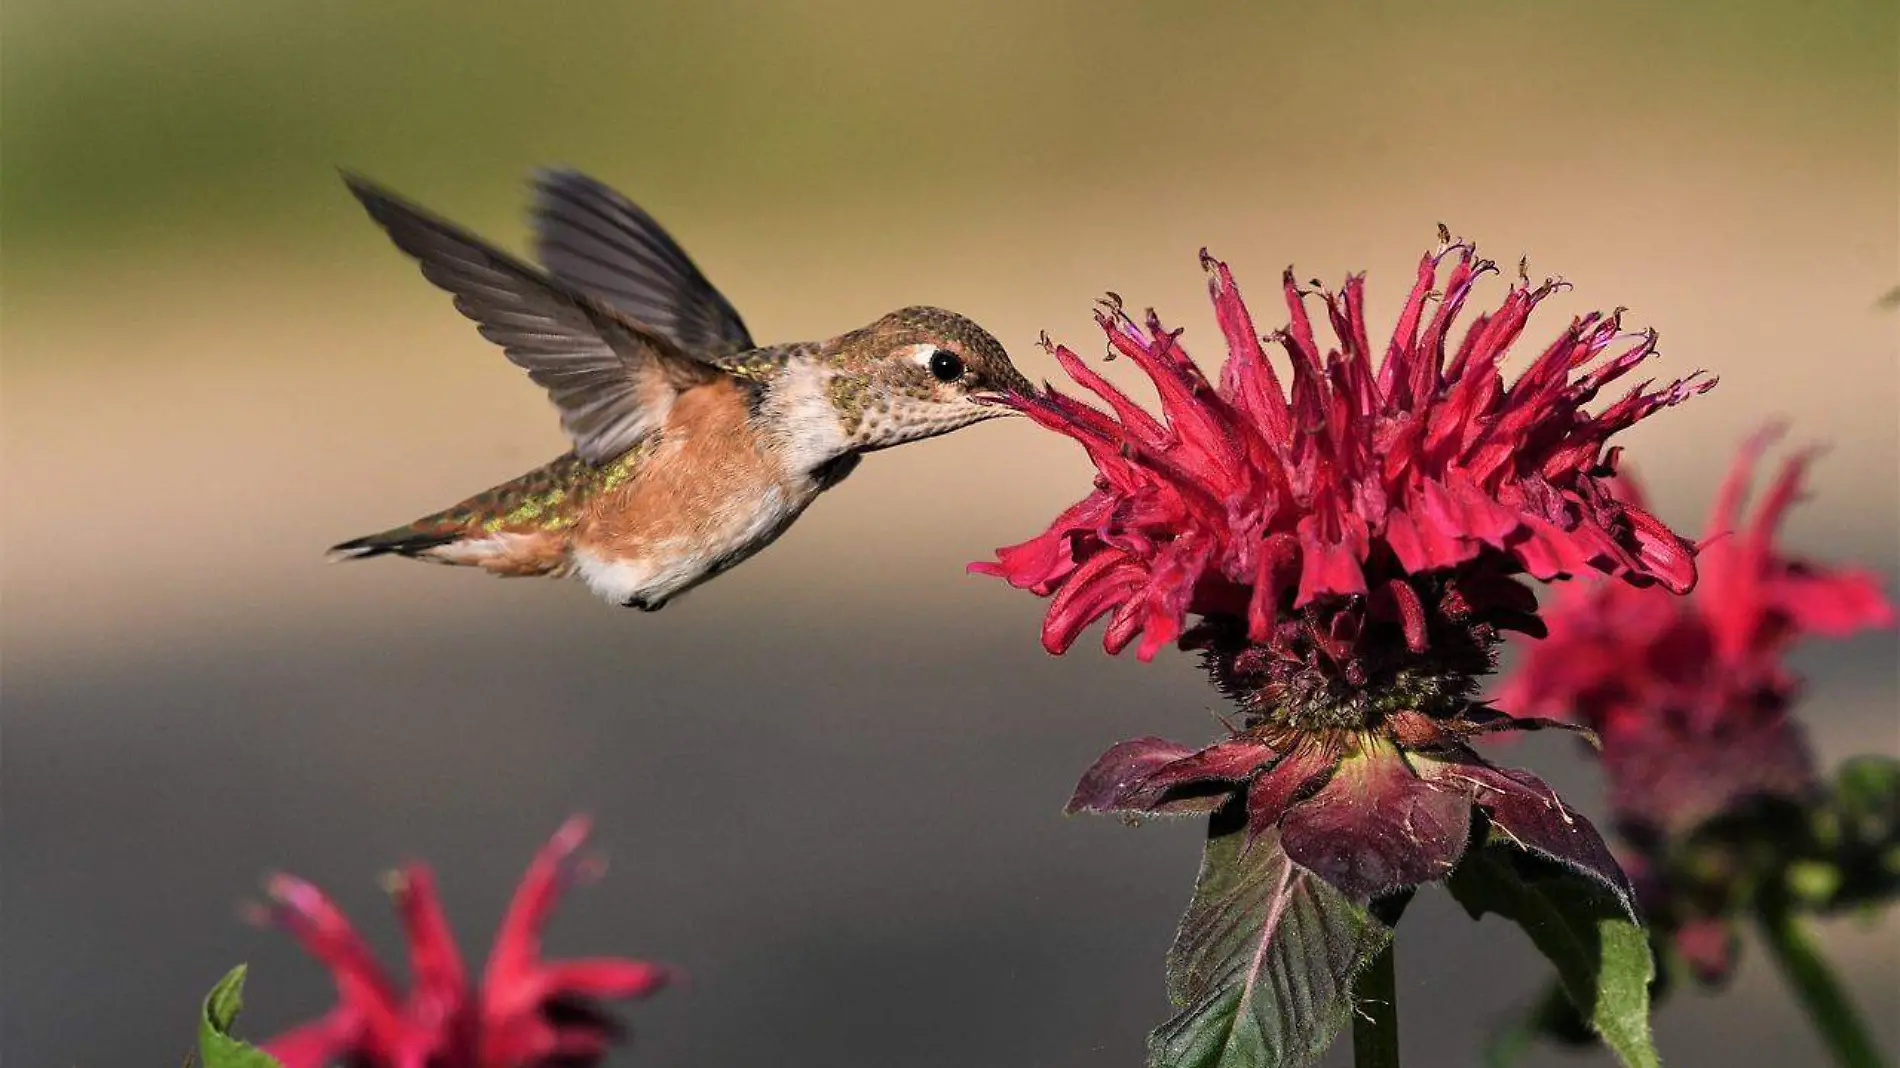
[1496,430,1896,838]
[974,241,1710,663]
[1067,724,1631,905]
[257,817,669,1068]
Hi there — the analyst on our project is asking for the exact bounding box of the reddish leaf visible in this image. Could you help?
[1278,743,1473,902]
[1417,750,1634,915]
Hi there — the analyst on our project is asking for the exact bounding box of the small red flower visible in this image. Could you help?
[975,239,1712,903]
[1496,430,1895,838]
[256,817,670,1068]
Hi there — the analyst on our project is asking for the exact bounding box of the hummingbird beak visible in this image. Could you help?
[970,389,1029,412]
[972,368,1037,409]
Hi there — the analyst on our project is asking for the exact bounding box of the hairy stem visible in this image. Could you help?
[1352,938,1401,1068]
[1756,901,1887,1068]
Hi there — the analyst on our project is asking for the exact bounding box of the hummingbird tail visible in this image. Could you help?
[325,520,567,577]
[328,455,593,572]
[326,525,463,562]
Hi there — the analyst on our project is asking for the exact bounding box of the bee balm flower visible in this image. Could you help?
[975,239,1712,902]
[1499,431,1894,836]
[1495,432,1895,980]
[255,817,669,1068]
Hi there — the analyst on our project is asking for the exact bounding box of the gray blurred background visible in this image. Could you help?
[4,3,1896,1065]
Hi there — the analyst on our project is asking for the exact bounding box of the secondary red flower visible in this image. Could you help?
[1494,432,1894,980]
[1496,429,1895,838]
[256,817,669,1068]
[976,239,1711,903]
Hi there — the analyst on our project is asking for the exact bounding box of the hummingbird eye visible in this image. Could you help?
[927,349,965,383]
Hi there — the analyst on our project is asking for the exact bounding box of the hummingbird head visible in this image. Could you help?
[827,306,1033,450]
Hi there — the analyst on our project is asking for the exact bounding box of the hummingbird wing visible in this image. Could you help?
[345,173,733,464]
[530,168,756,359]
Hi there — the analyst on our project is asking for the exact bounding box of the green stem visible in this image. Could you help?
[1352,937,1401,1068]
[1756,901,1888,1068]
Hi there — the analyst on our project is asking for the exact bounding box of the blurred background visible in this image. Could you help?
[4,3,1896,1065]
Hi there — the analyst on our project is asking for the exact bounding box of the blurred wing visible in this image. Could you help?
[531,168,755,358]
[345,173,724,463]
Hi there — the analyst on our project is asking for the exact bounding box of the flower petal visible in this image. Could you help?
[968,492,1114,593]
[1621,502,1697,593]
[387,864,468,1021]
[1205,252,1292,445]
[261,873,409,1055]
[261,1008,365,1068]
[1043,549,1146,655]
[538,959,673,1001]
[486,817,593,988]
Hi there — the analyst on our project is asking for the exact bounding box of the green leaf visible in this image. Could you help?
[1829,755,1900,814]
[1449,846,1661,1068]
[198,966,287,1068]
[1147,814,1393,1068]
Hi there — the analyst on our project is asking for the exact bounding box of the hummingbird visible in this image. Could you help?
[329,170,1031,609]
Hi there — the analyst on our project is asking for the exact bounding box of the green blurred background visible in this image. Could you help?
[5,3,1896,1065]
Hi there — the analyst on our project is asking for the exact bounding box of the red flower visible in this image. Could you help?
[1493,432,1895,983]
[1496,430,1896,839]
[975,240,1711,903]
[975,240,1710,664]
[256,817,670,1068]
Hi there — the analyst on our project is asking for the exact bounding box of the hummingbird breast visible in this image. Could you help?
[565,377,828,607]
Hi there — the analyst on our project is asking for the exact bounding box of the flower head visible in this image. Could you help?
[977,240,1711,903]
[976,240,1710,666]
[1496,430,1895,838]
[256,817,670,1068]
[1494,432,1895,981]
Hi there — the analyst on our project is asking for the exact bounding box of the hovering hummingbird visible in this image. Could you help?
[329,170,1031,609]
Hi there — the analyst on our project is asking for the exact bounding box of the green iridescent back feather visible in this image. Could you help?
[329,445,649,558]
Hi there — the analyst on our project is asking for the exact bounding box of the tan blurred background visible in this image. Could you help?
[5,3,1896,1066]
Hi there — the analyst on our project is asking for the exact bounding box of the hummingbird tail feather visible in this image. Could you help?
[328,456,593,572]
[326,526,463,562]
[326,521,567,577]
